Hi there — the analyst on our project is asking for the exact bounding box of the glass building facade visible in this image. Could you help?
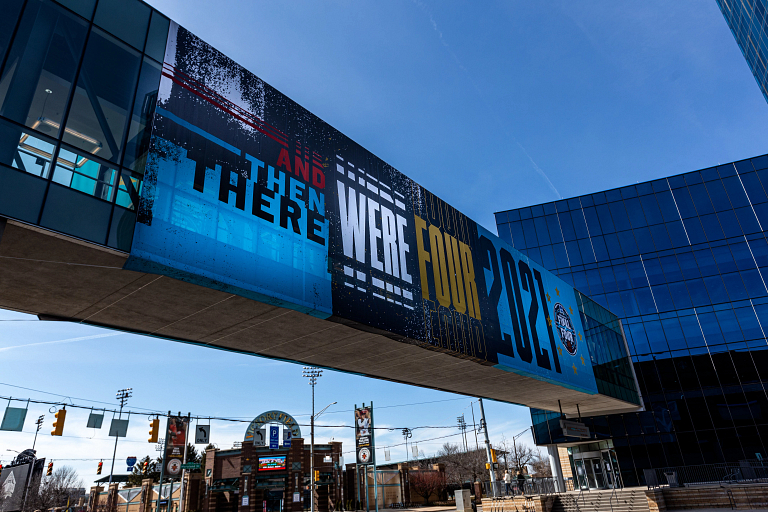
[0,0,167,251]
[716,0,768,102]
[496,155,768,487]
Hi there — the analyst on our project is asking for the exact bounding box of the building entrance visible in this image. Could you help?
[572,448,621,490]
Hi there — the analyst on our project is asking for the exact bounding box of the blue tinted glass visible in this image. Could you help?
[752,203,768,228]
[644,320,666,351]
[661,317,686,350]
[606,292,624,317]
[677,251,700,279]
[565,240,583,265]
[554,200,568,213]
[595,204,616,234]
[509,221,525,249]
[531,204,544,217]
[578,238,595,264]
[494,212,508,224]
[699,213,725,242]
[599,266,617,292]
[624,198,647,228]
[653,284,675,312]
[609,202,631,231]
[618,230,639,256]
[700,167,719,182]
[651,179,669,193]
[621,185,638,199]
[716,309,744,341]
[649,224,673,251]
[559,272,574,287]
[145,10,170,62]
[583,206,602,235]
[558,211,576,241]
[698,311,725,345]
[752,156,768,171]
[730,242,755,271]
[621,290,640,317]
[685,171,704,185]
[668,281,693,309]
[533,215,551,245]
[592,192,606,204]
[520,207,532,219]
[567,198,581,210]
[733,206,761,235]
[753,303,768,331]
[659,255,683,282]
[634,227,655,253]
[635,288,657,315]
[522,219,538,247]
[721,176,750,208]
[526,247,542,266]
[676,315,704,348]
[643,258,664,285]
[572,270,589,291]
[639,195,664,225]
[628,323,649,353]
[539,245,556,270]
[545,215,563,243]
[670,188,697,219]
[604,233,623,259]
[704,180,732,212]
[570,210,589,239]
[741,269,767,298]
[722,273,749,302]
[719,163,738,177]
[592,235,609,261]
[694,249,718,276]
[93,0,150,50]
[739,172,768,204]
[552,243,569,268]
[0,0,24,64]
[508,210,520,221]
[665,221,689,249]
[605,189,622,202]
[712,245,737,273]
[667,175,686,189]
[686,279,710,307]
[688,184,715,215]
[636,182,653,196]
[703,275,730,304]
[733,306,763,340]
[614,263,632,290]
[626,260,648,288]
[543,203,556,215]
[748,237,768,267]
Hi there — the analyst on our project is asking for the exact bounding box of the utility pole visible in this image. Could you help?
[109,388,132,485]
[470,402,479,450]
[179,413,190,512]
[401,429,412,464]
[303,367,325,512]
[32,415,44,450]
[457,416,467,452]
[478,399,497,497]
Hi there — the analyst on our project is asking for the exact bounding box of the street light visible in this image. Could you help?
[109,388,132,485]
[303,367,330,512]
[32,415,45,450]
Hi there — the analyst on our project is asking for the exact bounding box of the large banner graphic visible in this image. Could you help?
[128,22,599,394]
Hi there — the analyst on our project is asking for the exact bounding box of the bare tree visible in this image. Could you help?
[436,443,486,486]
[25,466,83,512]
[409,471,446,505]
[530,449,552,477]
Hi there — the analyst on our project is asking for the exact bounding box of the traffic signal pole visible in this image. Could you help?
[478,399,497,497]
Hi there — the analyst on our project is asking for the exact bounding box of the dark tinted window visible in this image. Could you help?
[93,0,150,50]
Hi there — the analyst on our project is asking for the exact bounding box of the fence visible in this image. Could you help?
[481,477,575,496]
[645,460,768,488]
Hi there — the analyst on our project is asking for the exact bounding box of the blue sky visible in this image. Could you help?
[2,0,768,486]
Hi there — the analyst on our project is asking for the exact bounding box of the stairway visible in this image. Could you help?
[552,488,650,512]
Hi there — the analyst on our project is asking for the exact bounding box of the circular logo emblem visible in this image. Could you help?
[553,302,577,356]
[167,458,182,475]
[358,448,371,464]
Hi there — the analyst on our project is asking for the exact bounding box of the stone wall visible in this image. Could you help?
[646,484,768,510]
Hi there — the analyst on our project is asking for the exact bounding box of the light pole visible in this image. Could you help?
[109,388,132,485]
[303,367,329,512]
[32,415,44,450]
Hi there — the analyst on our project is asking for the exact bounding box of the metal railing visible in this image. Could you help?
[482,477,573,496]
[645,459,768,488]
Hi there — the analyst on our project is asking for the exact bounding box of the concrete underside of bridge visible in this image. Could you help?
[0,219,640,416]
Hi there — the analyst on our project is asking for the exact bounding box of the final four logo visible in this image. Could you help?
[553,303,577,356]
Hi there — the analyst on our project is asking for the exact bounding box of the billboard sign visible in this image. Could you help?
[0,463,30,512]
[129,22,601,396]
[355,406,373,465]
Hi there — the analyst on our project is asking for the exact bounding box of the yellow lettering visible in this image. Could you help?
[414,215,431,300]
[460,241,481,320]
[429,225,451,308]
[444,233,466,314]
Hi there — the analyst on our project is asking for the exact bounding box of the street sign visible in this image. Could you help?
[269,426,279,449]
[126,457,137,467]
[253,427,266,447]
[181,462,201,470]
[283,428,291,448]
[109,419,129,438]
[195,425,210,444]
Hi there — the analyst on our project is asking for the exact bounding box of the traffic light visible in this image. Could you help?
[490,448,497,463]
[314,470,319,482]
[46,462,53,476]
[51,408,66,436]
[148,419,159,443]
[97,461,103,475]
[142,461,148,474]
[0,464,3,472]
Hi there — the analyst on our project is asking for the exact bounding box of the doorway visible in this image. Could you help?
[572,448,621,490]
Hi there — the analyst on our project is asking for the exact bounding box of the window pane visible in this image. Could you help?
[115,168,142,210]
[596,204,615,233]
[609,201,631,231]
[740,172,768,204]
[558,211,576,241]
[0,0,24,65]
[63,28,141,164]
[533,215,551,245]
[56,0,96,19]
[0,0,88,136]
[704,179,732,212]
[122,57,161,171]
[93,0,150,50]
[545,214,562,243]
[0,117,56,178]
[145,10,169,62]
[570,210,589,239]
[699,213,725,242]
[689,184,715,215]
[52,145,117,202]
[639,194,664,225]
[670,187,697,218]
[721,176,750,208]
[733,206,761,235]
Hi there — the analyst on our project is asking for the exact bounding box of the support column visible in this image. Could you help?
[87,486,104,512]
[106,483,120,512]
[547,445,565,493]
[139,479,154,512]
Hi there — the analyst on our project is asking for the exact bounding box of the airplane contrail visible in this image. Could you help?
[0,332,123,352]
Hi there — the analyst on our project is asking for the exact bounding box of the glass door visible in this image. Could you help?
[601,451,615,489]
[574,459,589,490]
[590,458,606,489]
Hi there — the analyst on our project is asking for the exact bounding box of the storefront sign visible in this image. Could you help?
[560,419,590,438]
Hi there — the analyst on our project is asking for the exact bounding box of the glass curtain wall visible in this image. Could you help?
[497,155,768,486]
[0,0,167,251]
